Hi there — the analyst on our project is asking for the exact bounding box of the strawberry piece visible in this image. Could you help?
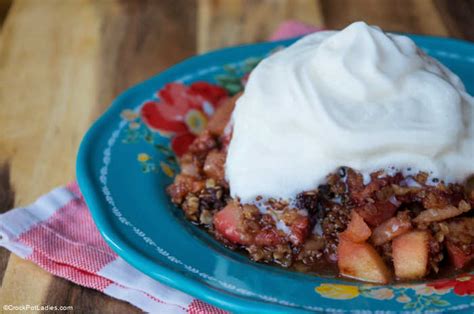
[213,202,251,245]
[255,228,284,246]
[356,201,397,227]
[446,241,474,269]
[289,216,310,246]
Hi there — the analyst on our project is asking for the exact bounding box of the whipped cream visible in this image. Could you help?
[226,21,474,203]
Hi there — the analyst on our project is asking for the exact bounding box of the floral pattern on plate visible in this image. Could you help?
[120,56,262,176]
[315,274,474,311]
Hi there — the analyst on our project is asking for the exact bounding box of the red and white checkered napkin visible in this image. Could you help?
[0,183,223,313]
[0,22,322,313]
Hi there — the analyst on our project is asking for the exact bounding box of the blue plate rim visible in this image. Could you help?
[77,33,474,313]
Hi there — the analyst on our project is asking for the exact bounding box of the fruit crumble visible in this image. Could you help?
[167,95,474,284]
[165,22,474,284]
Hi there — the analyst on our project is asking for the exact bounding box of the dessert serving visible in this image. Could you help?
[165,22,474,284]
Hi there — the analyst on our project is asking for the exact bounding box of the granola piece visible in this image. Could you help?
[203,149,226,183]
[322,202,350,262]
[179,153,202,178]
[297,236,325,265]
[167,174,204,204]
[413,200,471,224]
[188,130,217,160]
[182,194,200,221]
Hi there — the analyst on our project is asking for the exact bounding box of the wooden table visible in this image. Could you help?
[0,0,473,312]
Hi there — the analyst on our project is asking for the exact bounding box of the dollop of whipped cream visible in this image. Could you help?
[226,21,474,203]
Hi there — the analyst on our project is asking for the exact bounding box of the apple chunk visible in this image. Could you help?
[341,210,371,243]
[392,231,430,279]
[338,236,391,284]
[370,214,412,246]
[206,93,240,136]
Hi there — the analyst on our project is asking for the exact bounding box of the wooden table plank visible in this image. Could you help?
[0,0,195,312]
[0,0,102,308]
[0,162,14,287]
[95,0,196,114]
[0,0,101,204]
[320,0,450,36]
[0,0,12,27]
[197,0,324,53]
[435,0,474,41]
[0,103,14,288]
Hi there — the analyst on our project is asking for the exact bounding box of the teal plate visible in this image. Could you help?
[77,34,474,313]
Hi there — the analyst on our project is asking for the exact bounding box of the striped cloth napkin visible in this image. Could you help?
[0,21,321,313]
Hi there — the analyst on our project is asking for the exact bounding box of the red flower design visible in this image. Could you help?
[140,82,228,156]
[428,274,474,296]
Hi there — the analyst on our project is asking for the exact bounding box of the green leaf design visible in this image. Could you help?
[223,64,238,74]
[144,134,153,143]
[403,302,417,309]
[155,144,173,155]
[223,82,243,95]
[215,74,241,85]
[122,128,140,143]
[141,128,154,144]
[244,57,261,68]
[166,155,178,164]
[430,298,449,307]
[241,66,252,73]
